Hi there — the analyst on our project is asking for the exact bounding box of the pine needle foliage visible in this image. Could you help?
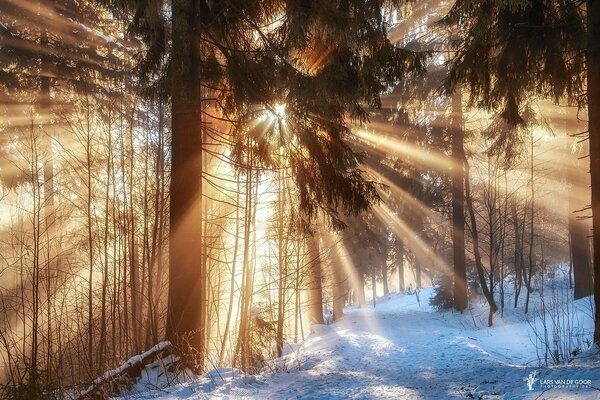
[441,0,586,126]
[99,0,430,228]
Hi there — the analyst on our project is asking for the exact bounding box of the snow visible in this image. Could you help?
[76,341,173,398]
[116,277,600,399]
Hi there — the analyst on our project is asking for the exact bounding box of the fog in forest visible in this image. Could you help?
[0,1,598,399]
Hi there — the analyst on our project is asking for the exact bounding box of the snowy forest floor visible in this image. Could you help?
[117,275,600,399]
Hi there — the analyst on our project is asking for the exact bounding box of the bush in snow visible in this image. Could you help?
[528,271,591,366]
[430,274,454,311]
[0,366,48,400]
[244,306,278,374]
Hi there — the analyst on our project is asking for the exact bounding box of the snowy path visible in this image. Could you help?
[123,290,600,399]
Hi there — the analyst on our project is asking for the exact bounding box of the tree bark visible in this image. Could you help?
[397,241,405,293]
[524,133,535,315]
[371,267,377,308]
[381,264,389,296]
[587,0,600,344]
[356,272,367,308]
[307,235,325,325]
[219,181,240,365]
[331,248,345,322]
[511,199,524,308]
[166,0,205,371]
[567,137,593,299]
[276,165,286,357]
[464,157,498,323]
[451,87,467,312]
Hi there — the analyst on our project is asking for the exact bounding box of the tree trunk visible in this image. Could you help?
[235,166,253,370]
[166,0,205,371]
[40,23,56,382]
[381,264,389,296]
[397,241,405,293]
[451,87,467,312]
[307,235,325,325]
[587,0,600,344]
[415,259,422,290]
[511,199,523,308]
[464,157,498,323]
[524,133,535,315]
[371,268,377,308]
[356,272,367,308]
[99,109,113,368]
[329,238,345,322]
[84,96,95,370]
[568,140,593,299]
[276,166,286,357]
[219,181,240,365]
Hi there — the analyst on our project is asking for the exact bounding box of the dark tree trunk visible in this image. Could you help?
[570,216,592,299]
[511,199,524,308]
[464,157,498,323]
[397,241,405,292]
[451,87,467,312]
[381,264,389,296]
[587,0,600,344]
[568,140,593,300]
[307,235,325,325]
[415,259,422,289]
[524,133,535,315]
[331,242,345,322]
[166,0,205,371]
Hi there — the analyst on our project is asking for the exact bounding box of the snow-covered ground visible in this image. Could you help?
[118,277,600,399]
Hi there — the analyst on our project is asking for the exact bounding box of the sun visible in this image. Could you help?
[273,103,286,119]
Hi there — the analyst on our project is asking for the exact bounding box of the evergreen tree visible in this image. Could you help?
[442,0,600,344]
[0,0,124,186]
[99,0,428,368]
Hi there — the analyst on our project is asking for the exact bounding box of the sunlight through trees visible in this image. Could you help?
[0,1,598,399]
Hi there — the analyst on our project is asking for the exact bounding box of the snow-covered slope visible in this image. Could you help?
[119,285,600,399]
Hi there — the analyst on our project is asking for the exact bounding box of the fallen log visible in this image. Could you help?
[75,341,172,400]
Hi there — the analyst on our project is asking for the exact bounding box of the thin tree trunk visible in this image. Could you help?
[99,107,112,368]
[219,181,240,365]
[511,199,523,308]
[276,165,286,357]
[85,96,95,370]
[464,156,498,324]
[525,133,535,315]
[236,156,254,371]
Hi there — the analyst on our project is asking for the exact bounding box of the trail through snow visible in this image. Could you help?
[120,288,600,399]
